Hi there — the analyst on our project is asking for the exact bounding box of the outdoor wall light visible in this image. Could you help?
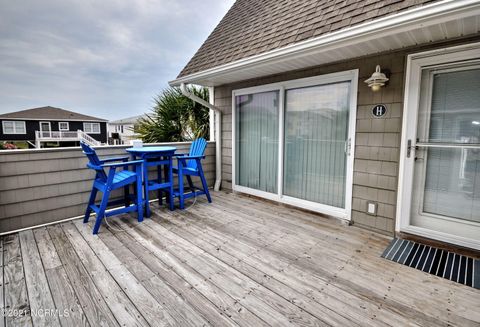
[365,65,389,92]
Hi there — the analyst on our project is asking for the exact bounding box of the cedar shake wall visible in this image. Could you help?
[214,39,478,236]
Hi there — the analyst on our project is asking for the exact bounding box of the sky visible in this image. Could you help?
[0,0,235,120]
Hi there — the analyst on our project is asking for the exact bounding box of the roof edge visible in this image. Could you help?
[169,0,480,86]
[0,117,108,122]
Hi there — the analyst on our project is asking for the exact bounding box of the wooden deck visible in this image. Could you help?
[1,191,479,327]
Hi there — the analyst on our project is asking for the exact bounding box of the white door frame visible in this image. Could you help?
[232,69,358,220]
[396,42,480,250]
[39,121,51,137]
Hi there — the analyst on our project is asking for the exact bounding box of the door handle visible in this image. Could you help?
[407,139,413,158]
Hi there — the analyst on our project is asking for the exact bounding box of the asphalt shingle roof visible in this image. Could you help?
[0,106,107,121]
[178,0,439,78]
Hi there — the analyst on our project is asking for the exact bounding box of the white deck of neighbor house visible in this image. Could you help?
[1,191,479,327]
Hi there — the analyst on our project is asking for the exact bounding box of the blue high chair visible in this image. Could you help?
[81,142,144,234]
[172,138,212,209]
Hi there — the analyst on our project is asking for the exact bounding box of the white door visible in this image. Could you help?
[399,44,480,250]
[39,121,51,138]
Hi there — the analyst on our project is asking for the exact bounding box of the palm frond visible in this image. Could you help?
[135,86,210,143]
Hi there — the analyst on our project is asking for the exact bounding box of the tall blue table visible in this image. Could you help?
[126,146,177,217]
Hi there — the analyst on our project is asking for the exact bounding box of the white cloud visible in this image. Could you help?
[0,0,235,119]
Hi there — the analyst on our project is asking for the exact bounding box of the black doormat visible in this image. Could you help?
[381,238,480,289]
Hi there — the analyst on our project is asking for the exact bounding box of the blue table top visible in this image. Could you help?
[126,146,177,153]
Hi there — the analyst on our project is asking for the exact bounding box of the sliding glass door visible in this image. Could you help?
[283,82,351,208]
[233,70,357,219]
[235,91,279,193]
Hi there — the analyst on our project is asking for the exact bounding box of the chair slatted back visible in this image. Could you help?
[187,138,207,170]
[80,142,108,181]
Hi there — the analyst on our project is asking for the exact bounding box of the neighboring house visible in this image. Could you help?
[0,106,108,148]
[170,0,480,250]
[108,115,144,145]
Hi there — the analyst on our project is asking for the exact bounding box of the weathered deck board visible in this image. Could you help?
[151,209,408,327]
[1,191,479,327]
[95,221,239,327]
[110,217,270,327]
[18,230,61,327]
[47,225,119,327]
[3,234,33,327]
[59,223,151,327]
[72,220,210,327]
[33,227,90,327]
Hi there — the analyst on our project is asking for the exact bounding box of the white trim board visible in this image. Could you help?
[396,42,480,250]
[231,70,358,220]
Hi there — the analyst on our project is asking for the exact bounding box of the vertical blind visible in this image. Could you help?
[421,68,480,222]
[235,91,279,193]
[283,82,350,208]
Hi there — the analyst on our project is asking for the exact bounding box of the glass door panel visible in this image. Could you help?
[235,91,279,193]
[411,66,480,235]
[283,82,350,208]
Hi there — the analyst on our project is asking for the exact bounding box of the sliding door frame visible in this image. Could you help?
[232,69,358,220]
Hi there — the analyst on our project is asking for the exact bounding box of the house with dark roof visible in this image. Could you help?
[0,106,108,148]
[170,0,480,251]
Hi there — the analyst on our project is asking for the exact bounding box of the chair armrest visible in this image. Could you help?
[172,153,187,157]
[177,155,205,160]
[100,156,130,163]
[101,159,143,168]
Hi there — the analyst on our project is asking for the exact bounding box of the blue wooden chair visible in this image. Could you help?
[172,138,212,209]
[81,142,144,234]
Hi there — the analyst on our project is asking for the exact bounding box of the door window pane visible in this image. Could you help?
[235,91,279,193]
[283,82,350,208]
[413,67,480,224]
[428,69,480,143]
[40,122,50,131]
[421,147,480,222]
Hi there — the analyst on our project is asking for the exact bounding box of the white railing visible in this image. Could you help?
[36,130,79,139]
[35,130,101,147]
[77,130,101,146]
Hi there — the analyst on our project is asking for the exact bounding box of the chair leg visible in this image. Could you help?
[136,177,144,222]
[144,162,151,218]
[93,189,109,234]
[124,185,130,207]
[186,175,195,193]
[168,157,174,211]
[178,167,184,210]
[84,187,97,223]
[198,164,212,203]
[157,165,163,205]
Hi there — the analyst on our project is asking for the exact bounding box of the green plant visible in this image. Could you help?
[135,86,210,143]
